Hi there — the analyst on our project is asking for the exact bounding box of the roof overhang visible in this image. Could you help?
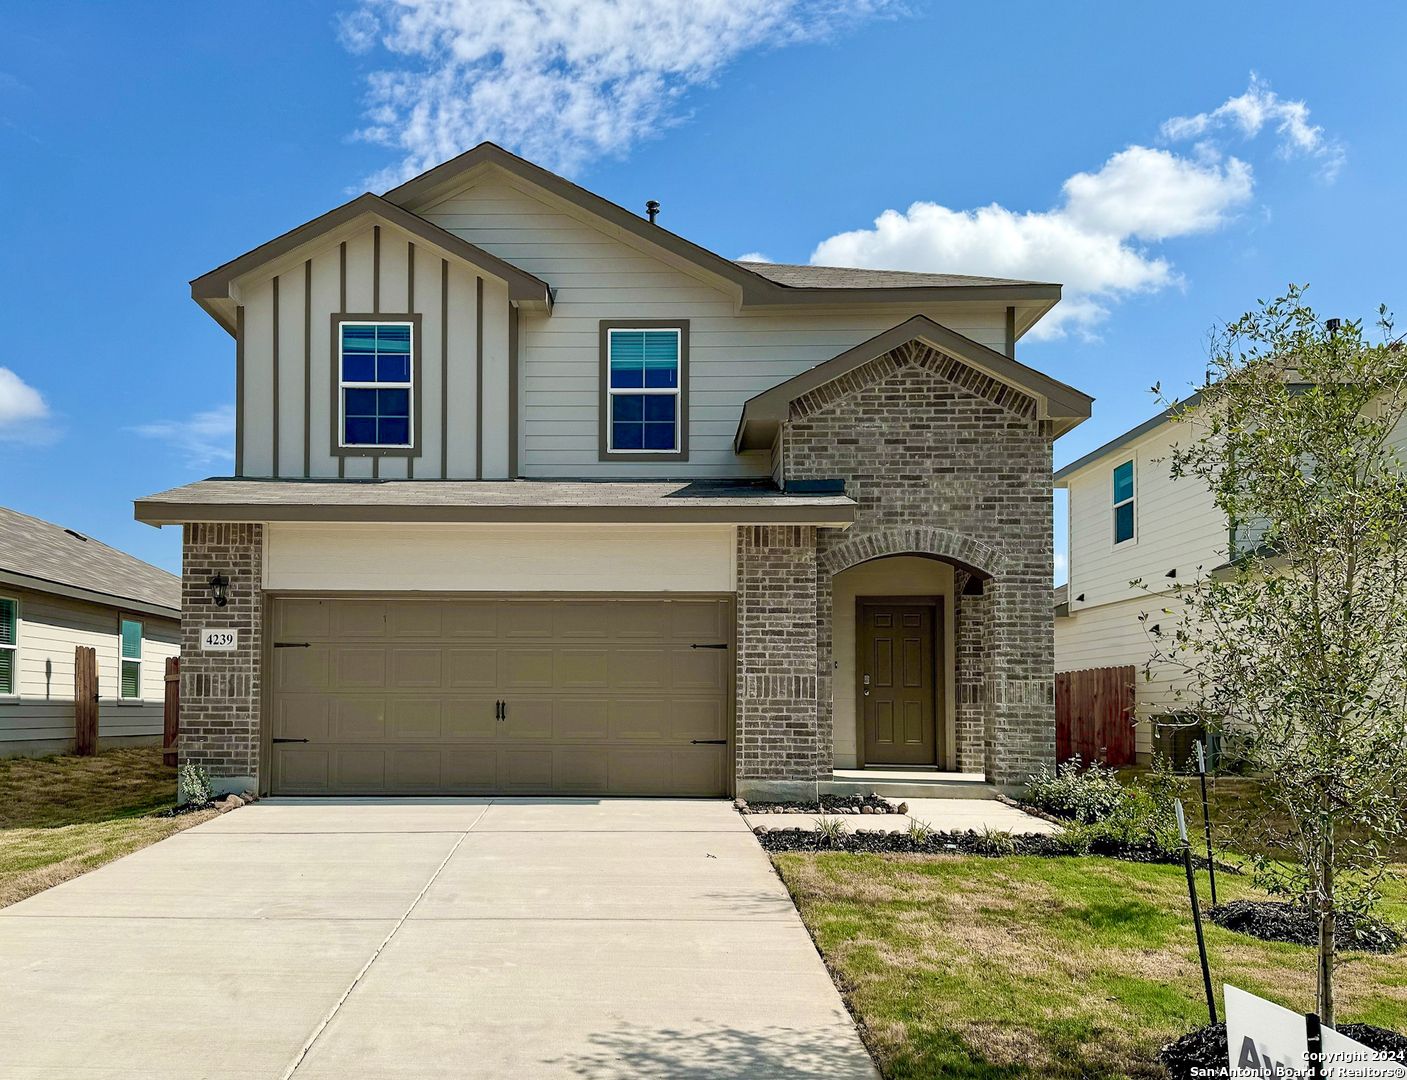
[190,191,554,336]
[134,480,856,529]
[734,315,1094,452]
[0,567,179,621]
[383,143,1062,323]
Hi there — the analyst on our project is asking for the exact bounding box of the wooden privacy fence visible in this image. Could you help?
[1055,665,1136,767]
[74,645,98,756]
[163,656,180,766]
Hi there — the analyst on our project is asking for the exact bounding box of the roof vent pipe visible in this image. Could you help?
[645,200,660,224]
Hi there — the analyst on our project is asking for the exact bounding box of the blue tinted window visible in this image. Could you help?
[1113,460,1134,543]
[1113,461,1134,505]
[1115,502,1135,544]
[607,328,679,452]
[341,322,413,446]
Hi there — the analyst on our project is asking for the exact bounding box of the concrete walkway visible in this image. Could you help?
[744,797,1060,835]
[0,799,877,1080]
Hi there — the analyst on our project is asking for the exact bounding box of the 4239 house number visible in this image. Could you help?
[200,628,238,651]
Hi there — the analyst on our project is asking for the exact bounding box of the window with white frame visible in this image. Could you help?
[606,327,682,453]
[339,321,413,448]
[0,597,15,697]
[120,618,142,700]
[1113,459,1135,544]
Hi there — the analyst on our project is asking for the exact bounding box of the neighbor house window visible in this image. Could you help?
[600,323,688,459]
[1113,459,1135,544]
[0,598,15,697]
[120,618,142,700]
[339,321,413,448]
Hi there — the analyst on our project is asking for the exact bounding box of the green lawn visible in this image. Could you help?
[774,852,1407,1080]
[0,747,216,908]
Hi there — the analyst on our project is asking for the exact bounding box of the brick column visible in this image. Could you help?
[180,523,263,799]
[952,572,990,773]
[734,525,819,802]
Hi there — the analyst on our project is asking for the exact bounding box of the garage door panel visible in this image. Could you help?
[671,648,727,691]
[335,649,386,689]
[555,649,609,688]
[275,599,331,640]
[270,596,731,796]
[447,649,497,688]
[554,699,609,740]
[443,698,499,739]
[389,699,442,740]
[390,648,443,689]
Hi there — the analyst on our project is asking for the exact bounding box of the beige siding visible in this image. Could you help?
[262,522,737,593]
[0,586,179,752]
[236,219,509,481]
[1064,419,1226,611]
[420,174,1012,478]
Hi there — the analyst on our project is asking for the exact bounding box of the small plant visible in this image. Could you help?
[906,818,934,844]
[973,827,1017,856]
[178,763,213,806]
[814,815,848,846]
[1023,757,1128,823]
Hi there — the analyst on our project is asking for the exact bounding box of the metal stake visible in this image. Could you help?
[1177,799,1218,1024]
[1196,741,1218,906]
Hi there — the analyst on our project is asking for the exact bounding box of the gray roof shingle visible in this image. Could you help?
[0,505,180,613]
[735,262,1051,290]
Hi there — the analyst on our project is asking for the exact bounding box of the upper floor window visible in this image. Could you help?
[600,322,689,460]
[339,321,413,448]
[1113,459,1135,544]
[0,598,15,697]
[120,617,142,700]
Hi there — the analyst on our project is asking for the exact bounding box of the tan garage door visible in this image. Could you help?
[267,596,732,796]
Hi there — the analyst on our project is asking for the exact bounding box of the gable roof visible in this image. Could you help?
[190,191,554,336]
[734,315,1093,451]
[381,142,1061,329]
[736,262,1047,290]
[0,505,180,618]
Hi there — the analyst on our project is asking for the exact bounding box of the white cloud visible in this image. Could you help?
[810,78,1335,339]
[0,367,57,444]
[735,252,772,263]
[1161,74,1343,178]
[340,0,899,185]
[133,405,235,467]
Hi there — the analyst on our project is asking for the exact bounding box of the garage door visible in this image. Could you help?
[267,596,732,796]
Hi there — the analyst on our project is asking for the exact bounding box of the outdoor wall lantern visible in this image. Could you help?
[208,573,229,607]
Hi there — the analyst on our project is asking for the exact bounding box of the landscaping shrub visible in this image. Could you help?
[177,763,213,806]
[1022,757,1127,823]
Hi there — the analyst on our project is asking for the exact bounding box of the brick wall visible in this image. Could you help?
[734,525,819,800]
[179,523,263,796]
[783,340,1056,787]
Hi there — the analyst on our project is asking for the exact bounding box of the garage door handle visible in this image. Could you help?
[691,739,726,745]
[274,642,311,648]
[272,738,309,744]
[690,643,728,650]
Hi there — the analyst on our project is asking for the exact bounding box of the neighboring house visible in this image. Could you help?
[136,142,1092,800]
[0,506,180,756]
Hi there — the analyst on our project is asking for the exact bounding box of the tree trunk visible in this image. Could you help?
[1319,836,1336,1027]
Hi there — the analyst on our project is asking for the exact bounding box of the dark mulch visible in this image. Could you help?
[1162,1021,1407,1079]
[154,800,215,818]
[1209,899,1403,954]
[740,793,894,815]
[754,824,1227,868]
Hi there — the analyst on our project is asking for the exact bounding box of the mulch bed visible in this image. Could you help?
[739,793,895,815]
[1162,1021,1407,1079]
[754,824,1224,867]
[1209,899,1403,954]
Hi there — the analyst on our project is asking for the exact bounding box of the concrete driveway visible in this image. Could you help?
[0,799,877,1080]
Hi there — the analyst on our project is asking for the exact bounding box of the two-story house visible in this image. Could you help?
[136,143,1092,801]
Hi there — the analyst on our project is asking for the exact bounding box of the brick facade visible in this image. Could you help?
[753,339,1057,788]
[179,523,263,796]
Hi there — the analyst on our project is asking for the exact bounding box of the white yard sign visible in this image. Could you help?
[200,628,238,651]
[1225,984,1407,1078]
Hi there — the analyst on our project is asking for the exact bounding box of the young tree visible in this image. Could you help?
[1142,287,1407,1026]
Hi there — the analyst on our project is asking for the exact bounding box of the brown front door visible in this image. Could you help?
[860,601,938,766]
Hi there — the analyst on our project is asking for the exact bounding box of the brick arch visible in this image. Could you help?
[817,526,1008,580]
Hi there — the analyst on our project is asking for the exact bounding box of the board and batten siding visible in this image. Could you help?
[0,584,179,754]
[262,522,737,594]
[417,173,1012,478]
[236,219,510,480]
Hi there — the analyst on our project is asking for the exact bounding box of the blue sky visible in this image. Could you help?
[1,0,1403,581]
